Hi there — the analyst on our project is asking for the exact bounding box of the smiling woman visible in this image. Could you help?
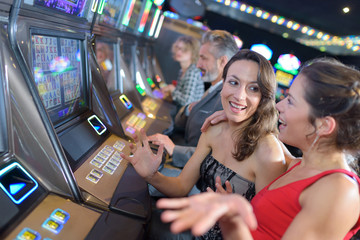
[121,49,288,239]
[157,57,360,240]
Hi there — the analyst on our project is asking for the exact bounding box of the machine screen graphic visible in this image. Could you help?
[31,34,88,126]
[34,0,89,17]
[98,0,123,26]
[126,0,143,32]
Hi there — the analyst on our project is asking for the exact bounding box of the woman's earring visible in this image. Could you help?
[308,133,320,152]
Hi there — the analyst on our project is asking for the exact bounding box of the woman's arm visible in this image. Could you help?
[283,173,360,240]
[121,129,211,197]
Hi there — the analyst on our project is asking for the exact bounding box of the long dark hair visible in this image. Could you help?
[222,49,278,161]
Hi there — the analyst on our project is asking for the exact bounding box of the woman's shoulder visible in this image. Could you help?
[186,64,200,73]
[202,121,226,139]
[256,134,282,152]
[255,134,286,164]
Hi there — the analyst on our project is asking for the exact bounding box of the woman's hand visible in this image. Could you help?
[157,192,257,238]
[121,129,164,181]
[161,84,176,94]
[201,110,228,132]
[206,176,233,194]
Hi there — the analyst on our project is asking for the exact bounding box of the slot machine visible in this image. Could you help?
[274,54,301,102]
[137,3,167,90]
[8,0,151,234]
[120,0,176,123]
[93,0,172,138]
[0,1,148,239]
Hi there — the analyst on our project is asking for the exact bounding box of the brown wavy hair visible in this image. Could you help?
[222,49,278,161]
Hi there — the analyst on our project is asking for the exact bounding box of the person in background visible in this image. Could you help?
[157,57,360,240]
[95,41,116,92]
[150,30,239,168]
[161,35,204,108]
[122,49,288,239]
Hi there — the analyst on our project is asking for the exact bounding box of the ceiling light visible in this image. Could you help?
[343,7,350,13]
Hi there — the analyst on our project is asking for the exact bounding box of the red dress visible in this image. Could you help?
[251,161,360,240]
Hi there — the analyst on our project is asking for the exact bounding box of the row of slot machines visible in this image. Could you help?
[0,0,176,239]
[93,0,176,138]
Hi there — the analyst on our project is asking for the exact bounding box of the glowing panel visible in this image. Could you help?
[121,0,136,26]
[87,115,107,135]
[148,9,160,37]
[138,0,153,33]
[154,14,164,39]
[119,94,133,109]
[277,54,301,72]
[136,84,146,96]
[146,78,155,88]
[250,44,273,60]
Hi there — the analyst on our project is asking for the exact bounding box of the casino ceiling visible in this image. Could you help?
[165,0,360,56]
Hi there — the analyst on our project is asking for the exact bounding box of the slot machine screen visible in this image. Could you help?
[95,40,117,93]
[274,69,294,102]
[97,0,125,27]
[121,0,144,33]
[275,69,294,88]
[34,0,89,17]
[31,34,88,127]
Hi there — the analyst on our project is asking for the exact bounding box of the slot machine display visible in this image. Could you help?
[93,0,172,137]
[274,54,301,102]
[273,54,302,158]
[9,0,151,234]
[120,0,175,123]
[0,1,148,239]
[138,3,167,90]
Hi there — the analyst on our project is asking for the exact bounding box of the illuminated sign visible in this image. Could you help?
[136,84,146,96]
[119,94,133,109]
[138,0,153,33]
[146,78,156,88]
[276,54,301,74]
[250,44,273,60]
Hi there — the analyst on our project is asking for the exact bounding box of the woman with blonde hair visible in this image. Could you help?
[161,35,204,107]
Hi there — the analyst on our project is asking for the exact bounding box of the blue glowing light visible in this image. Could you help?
[10,183,26,195]
[0,162,38,205]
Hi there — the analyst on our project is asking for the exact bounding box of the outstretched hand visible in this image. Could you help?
[201,110,228,132]
[157,192,257,238]
[121,129,164,181]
